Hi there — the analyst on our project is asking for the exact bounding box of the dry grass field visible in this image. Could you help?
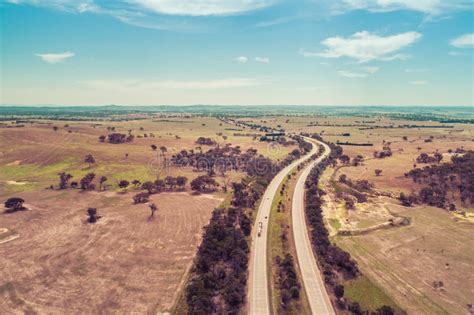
[0,116,295,196]
[0,116,297,313]
[1,112,473,314]
[277,116,474,314]
[0,189,222,313]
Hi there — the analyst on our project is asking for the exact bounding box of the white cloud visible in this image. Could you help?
[338,70,368,78]
[35,51,75,64]
[79,78,264,90]
[340,0,470,15]
[314,31,421,63]
[338,66,379,78]
[379,53,411,61]
[235,56,248,63]
[450,33,474,48]
[5,0,278,32]
[130,0,275,16]
[255,56,270,64]
[405,68,429,73]
[411,80,428,85]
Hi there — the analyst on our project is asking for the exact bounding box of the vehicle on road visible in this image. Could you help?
[257,222,263,237]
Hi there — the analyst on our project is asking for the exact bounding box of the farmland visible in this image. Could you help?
[0,113,297,313]
[1,106,473,314]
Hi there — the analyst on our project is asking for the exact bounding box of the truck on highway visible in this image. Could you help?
[257,222,263,237]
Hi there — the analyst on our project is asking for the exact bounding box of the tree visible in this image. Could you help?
[375,169,383,176]
[4,197,26,213]
[58,172,73,189]
[176,176,188,189]
[133,192,150,204]
[98,135,106,142]
[339,155,350,165]
[118,180,130,191]
[87,207,99,223]
[84,154,95,168]
[107,133,127,144]
[80,173,96,190]
[132,179,141,188]
[154,179,166,192]
[149,203,158,217]
[99,176,108,190]
[191,175,218,192]
[160,146,167,157]
[151,144,157,151]
[142,181,154,194]
[334,284,344,299]
[165,176,176,189]
[338,174,347,183]
[376,305,395,315]
[53,126,58,131]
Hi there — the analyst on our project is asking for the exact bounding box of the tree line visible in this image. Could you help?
[184,136,310,314]
[402,150,474,210]
[304,135,396,315]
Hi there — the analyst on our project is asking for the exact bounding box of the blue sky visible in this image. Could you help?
[0,0,473,106]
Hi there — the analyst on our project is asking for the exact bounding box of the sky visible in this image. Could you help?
[0,0,473,106]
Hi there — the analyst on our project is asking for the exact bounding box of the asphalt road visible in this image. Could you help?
[292,137,334,315]
[248,137,322,315]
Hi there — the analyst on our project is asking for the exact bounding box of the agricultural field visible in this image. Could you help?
[0,189,221,313]
[286,116,474,315]
[1,109,473,314]
[0,115,297,313]
[1,116,295,196]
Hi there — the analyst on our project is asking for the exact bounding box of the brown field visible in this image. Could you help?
[273,116,474,314]
[336,201,474,315]
[1,113,473,314]
[0,189,222,313]
[0,116,296,196]
[0,116,297,313]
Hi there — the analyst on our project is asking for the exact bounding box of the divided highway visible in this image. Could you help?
[292,138,334,315]
[248,137,322,314]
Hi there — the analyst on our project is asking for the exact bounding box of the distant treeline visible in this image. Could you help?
[151,119,193,123]
[359,124,454,130]
[336,141,373,146]
[1,105,472,120]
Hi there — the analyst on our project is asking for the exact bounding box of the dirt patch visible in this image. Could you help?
[4,181,29,186]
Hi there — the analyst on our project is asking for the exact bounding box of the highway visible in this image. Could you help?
[292,137,334,315]
[248,137,322,315]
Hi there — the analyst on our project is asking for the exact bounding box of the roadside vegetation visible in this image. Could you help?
[184,136,311,314]
[303,135,402,315]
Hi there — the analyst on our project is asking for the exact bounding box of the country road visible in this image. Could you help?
[292,137,335,315]
[248,136,322,315]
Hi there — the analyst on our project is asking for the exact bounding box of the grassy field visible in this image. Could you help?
[343,275,402,313]
[0,116,296,196]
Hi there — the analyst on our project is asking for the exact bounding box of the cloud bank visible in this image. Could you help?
[310,31,421,63]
